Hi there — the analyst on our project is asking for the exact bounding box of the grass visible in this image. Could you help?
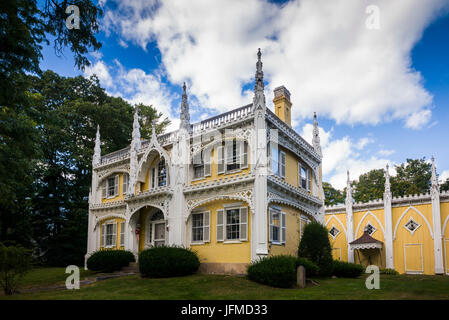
[14,267,95,289]
[1,268,449,300]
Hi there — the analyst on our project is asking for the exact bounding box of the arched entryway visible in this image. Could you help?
[127,205,168,255]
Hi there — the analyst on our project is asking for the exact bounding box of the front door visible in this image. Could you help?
[153,221,165,247]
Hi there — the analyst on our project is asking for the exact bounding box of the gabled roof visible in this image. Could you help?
[349,231,383,250]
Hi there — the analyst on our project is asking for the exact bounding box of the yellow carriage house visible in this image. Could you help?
[85,50,326,274]
[325,164,449,275]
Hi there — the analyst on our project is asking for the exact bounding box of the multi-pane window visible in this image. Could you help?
[269,208,286,244]
[193,150,204,179]
[279,151,286,178]
[158,159,167,187]
[226,209,240,240]
[222,140,247,173]
[192,213,204,242]
[299,165,311,191]
[101,222,117,248]
[103,175,119,198]
[271,145,279,175]
[216,207,248,242]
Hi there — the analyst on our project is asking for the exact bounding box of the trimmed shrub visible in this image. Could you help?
[247,255,297,288]
[296,257,319,277]
[86,250,135,273]
[139,246,200,278]
[298,221,334,276]
[332,260,364,278]
[0,243,32,295]
[380,268,399,275]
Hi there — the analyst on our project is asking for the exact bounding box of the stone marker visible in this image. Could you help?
[297,266,306,288]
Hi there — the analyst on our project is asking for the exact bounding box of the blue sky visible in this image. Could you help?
[40,0,449,189]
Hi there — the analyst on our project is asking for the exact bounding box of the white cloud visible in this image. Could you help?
[440,170,449,183]
[102,0,447,129]
[84,60,180,132]
[84,61,112,87]
[405,109,432,129]
[379,149,395,156]
[301,122,392,189]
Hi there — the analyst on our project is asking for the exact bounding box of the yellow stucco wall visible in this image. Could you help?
[268,205,309,257]
[392,204,435,274]
[186,199,251,264]
[325,213,348,262]
[281,146,313,195]
[441,202,449,274]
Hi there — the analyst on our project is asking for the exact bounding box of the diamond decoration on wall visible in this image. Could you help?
[404,217,420,235]
[365,222,376,235]
[329,226,340,239]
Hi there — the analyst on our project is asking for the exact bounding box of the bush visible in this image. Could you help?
[296,257,319,277]
[380,268,399,275]
[0,243,32,295]
[247,255,297,288]
[298,222,334,276]
[86,250,135,273]
[332,260,364,278]
[139,246,200,278]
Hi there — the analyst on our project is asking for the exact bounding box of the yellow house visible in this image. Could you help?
[85,49,325,274]
[325,163,449,275]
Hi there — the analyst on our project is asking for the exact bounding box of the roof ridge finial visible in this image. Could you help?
[132,107,141,151]
[431,156,438,187]
[312,112,322,157]
[180,82,190,132]
[254,48,264,92]
[93,124,101,166]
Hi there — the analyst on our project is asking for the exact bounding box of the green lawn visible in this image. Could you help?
[1,268,449,300]
[14,267,95,289]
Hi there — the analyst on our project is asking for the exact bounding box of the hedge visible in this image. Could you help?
[296,257,319,277]
[247,255,297,288]
[380,268,399,275]
[332,260,364,278]
[138,246,200,278]
[86,250,135,273]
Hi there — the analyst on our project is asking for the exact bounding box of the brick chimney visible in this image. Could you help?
[273,86,292,127]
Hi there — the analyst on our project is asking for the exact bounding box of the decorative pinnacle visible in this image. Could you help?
[254,48,264,92]
[93,124,101,165]
[132,107,141,150]
[180,82,190,131]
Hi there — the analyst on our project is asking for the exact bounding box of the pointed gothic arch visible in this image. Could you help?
[393,206,434,240]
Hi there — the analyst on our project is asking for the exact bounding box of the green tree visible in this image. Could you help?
[441,178,449,192]
[323,182,344,206]
[298,222,334,276]
[28,71,169,266]
[0,243,32,295]
[353,169,385,203]
[0,0,103,247]
[391,158,431,197]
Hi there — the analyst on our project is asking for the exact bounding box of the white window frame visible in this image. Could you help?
[191,211,211,243]
[329,225,340,239]
[299,164,310,191]
[279,151,286,178]
[122,173,129,195]
[216,207,248,242]
[103,175,119,199]
[120,222,125,246]
[157,158,167,187]
[102,220,117,248]
[269,207,286,245]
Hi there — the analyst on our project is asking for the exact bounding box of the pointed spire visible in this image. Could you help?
[431,156,439,188]
[385,163,391,194]
[180,82,190,132]
[93,125,101,166]
[253,48,266,111]
[255,48,264,93]
[346,170,353,203]
[312,112,322,157]
[132,107,141,151]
